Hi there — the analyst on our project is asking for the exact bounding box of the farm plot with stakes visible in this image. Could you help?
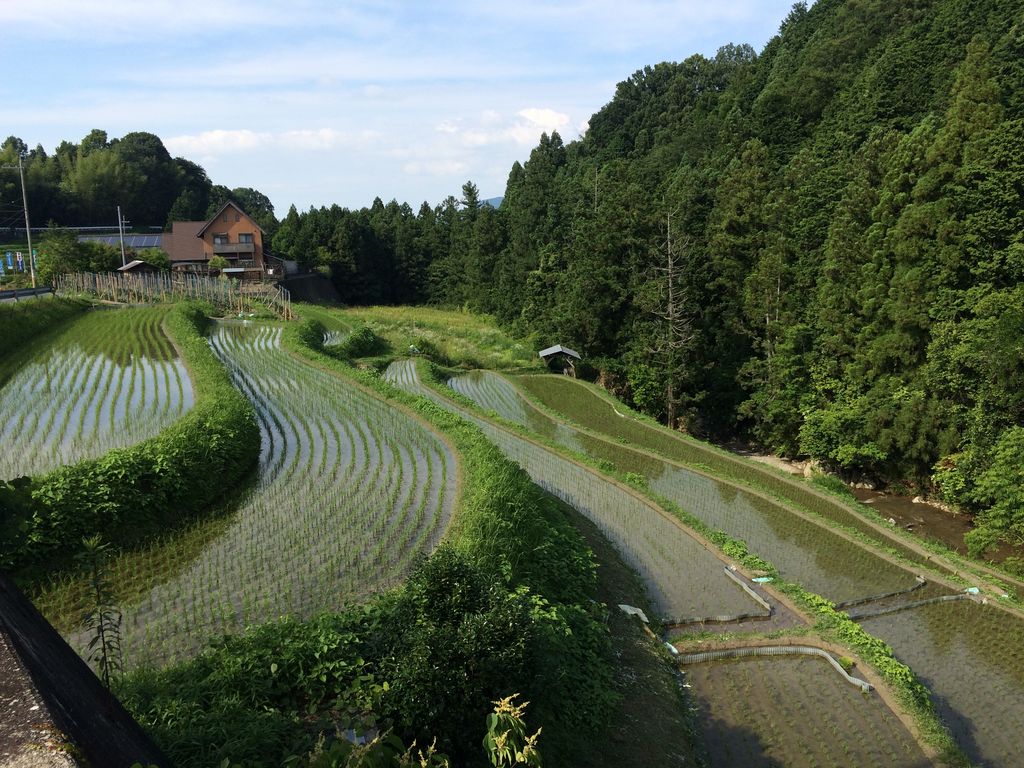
[0,307,193,480]
[70,323,458,668]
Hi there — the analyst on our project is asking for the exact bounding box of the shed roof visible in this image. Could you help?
[117,259,150,271]
[538,344,581,360]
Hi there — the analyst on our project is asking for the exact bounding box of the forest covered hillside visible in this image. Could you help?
[274,0,1024,555]
[7,0,1023,555]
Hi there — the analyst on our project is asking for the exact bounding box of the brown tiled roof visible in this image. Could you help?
[164,221,206,262]
[197,201,264,237]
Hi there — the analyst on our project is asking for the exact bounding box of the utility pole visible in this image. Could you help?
[18,154,36,288]
[117,205,128,267]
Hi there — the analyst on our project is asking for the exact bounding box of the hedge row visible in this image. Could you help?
[1,302,260,575]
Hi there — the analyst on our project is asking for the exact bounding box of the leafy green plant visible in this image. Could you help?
[78,535,123,688]
[484,695,542,767]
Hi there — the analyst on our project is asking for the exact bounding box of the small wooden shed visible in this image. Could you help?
[539,344,581,377]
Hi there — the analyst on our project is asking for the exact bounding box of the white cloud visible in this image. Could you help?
[437,107,572,148]
[509,108,571,143]
[279,129,367,151]
[403,160,468,177]
[166,130,268,155]
[165,128,367,156]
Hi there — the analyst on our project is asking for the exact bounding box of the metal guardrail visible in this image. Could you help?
[0,286,52,301]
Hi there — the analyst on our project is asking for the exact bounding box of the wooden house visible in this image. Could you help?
[165,201,267,279]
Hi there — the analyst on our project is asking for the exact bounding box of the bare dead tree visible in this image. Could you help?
[648,210,695,430]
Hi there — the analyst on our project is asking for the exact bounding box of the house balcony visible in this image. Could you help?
[212,242,255,255]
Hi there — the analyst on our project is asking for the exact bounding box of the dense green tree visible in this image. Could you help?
[112,132,179,226]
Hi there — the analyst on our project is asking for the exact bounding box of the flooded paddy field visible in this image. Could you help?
[450,370,918,604]
[442,368,1024,766]
[391,361,762,622]
[685,654,932,767]
[859,600,1024,768]
[93,324,458,668]
[0,307,193,479]
[518,375,935,568]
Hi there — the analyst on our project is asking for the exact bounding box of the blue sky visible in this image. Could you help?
[2,1,798,214]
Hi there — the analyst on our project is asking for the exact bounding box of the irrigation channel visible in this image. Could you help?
[442,368,1024,768]
[73,322,458,668]
[0,308,193,480]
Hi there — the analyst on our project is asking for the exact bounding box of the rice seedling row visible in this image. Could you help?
[859,600,1024,768]
[684,655,929,767]
[448,370,916,603]
[518,374,934,567]
[0,308,194,479]
[387,360,760,622]
[87,322,458,669]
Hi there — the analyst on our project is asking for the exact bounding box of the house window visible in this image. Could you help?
[235,213,241,222]
[213,233,229,245]
[239,233,254,244]
[222,214,228,222]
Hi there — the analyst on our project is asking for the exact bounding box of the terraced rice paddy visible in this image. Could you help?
[518,375,934,568]
[860,600,1024,768]
[474,371,1024,767]
[685,655,930,767]
[0,308,193,479]
[448,370,584,449]
[389,360,760,622]
[448,370,916,603]
[95,323,457,668]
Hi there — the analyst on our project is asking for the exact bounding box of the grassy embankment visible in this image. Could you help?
[308,303,545,372]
